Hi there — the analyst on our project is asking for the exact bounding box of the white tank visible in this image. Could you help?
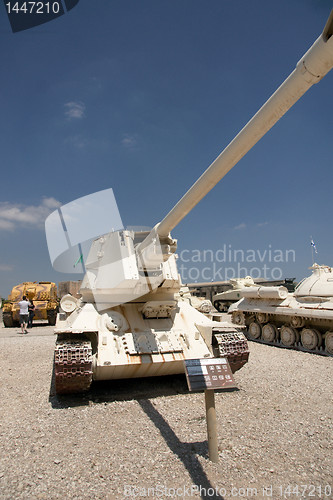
[212,277,256,312]
[46,10,333,393]
[229,264,333,355]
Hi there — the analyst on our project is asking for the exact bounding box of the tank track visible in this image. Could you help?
[54,339,93,394]
[231,311,333,357]
[2,312,13,328]
[47,309,57,326]
[244,331,333,357]
[212,330,249,373]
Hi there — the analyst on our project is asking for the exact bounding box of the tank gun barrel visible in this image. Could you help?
[155,10,333,239]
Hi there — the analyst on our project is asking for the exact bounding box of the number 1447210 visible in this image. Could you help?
[6,2,61,14]
[277,485,332,497]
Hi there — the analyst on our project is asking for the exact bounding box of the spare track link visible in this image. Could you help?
[54,339,93,394]
[213,330,249,373]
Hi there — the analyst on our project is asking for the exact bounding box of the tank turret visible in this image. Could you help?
[213,277,256,312]
[294,264,333,298]
[46,10,333,393]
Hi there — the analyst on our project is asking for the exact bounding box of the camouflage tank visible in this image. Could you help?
[229,264,333,356]
[2,282,58,327]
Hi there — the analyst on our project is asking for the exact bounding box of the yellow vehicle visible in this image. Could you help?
[3,282,58,327]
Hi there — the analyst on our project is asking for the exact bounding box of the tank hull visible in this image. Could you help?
[230,292,333,356]
[54,301,249,394]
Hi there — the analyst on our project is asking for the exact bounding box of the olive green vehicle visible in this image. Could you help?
[2,282,59,327]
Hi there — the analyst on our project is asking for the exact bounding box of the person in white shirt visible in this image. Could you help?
[18,295,30,334]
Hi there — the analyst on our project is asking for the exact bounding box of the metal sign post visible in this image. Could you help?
[205,389,219,463]
[184,358,237,463]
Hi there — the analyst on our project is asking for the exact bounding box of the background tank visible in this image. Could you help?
[2,281,59,327]
[178,286,218,316]
[229,264,333,356]
[47,10,333,394]
[213,277,256,312]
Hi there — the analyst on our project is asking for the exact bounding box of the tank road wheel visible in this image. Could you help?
[290,316,305,329]
[248,321,261,340]
[256,312,267,324]
[2,313,13,327]
[300,328,321,350]
[324,332,333,355]
[262,323,278,342]
[280,325,299,347]
[231,311,245,325]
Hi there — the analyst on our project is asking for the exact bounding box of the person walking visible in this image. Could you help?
[18,295,30,334]
[28,300,35,328]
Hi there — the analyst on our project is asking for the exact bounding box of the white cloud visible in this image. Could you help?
[121,134,137,148]
[41,197,61,209]
[0,264,13,272]
[0,219,14,230]
[64,101,85,120]
[233,221,269,230]
[233,223,246,230]
[0,197,61,231]
[64,134,87,149]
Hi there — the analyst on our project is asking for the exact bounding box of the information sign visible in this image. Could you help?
[184,358,237,392]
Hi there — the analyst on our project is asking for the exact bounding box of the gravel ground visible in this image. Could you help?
[0,316,332,500]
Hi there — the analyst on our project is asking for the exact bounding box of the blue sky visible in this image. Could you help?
[0,0,332,298]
